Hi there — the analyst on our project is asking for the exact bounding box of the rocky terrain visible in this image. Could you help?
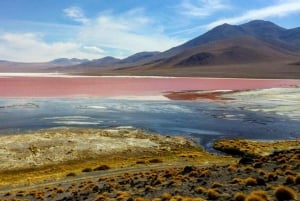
[0,128,233,188]
[0,129,300,200]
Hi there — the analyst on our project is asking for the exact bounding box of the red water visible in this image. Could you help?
[0,76,299,97]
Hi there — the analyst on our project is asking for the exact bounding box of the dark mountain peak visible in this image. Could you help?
[242,19,284,28]
[177,23,246,51]
[76,56,120,67]
[90,56,120,65]
[215,22,235,29]
[120,51,160,64]
[241,20,286,38]
[209,23,246,36]
[50,58,89,65]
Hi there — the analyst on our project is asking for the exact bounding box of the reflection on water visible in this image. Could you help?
[0,96,299,151]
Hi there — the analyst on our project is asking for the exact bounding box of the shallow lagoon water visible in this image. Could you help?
[1,97,299,151]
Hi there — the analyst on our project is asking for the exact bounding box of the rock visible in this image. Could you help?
[181,166,196,174]
[239,157,254,165]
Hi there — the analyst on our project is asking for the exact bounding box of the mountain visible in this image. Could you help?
[73,20,299,72]
[56,52,161,73]
[78,56,121,67]
[119,51,160,64]
[50,58,89,66]
[1,20,300,78]
[111,20,300,78]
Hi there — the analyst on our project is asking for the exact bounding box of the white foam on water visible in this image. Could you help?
[43,116,93,120]
[85,106,107,109]
[171,127,222,135]
[52,121,102,125]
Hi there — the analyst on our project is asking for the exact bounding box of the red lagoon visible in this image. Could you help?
[0,76,299,98]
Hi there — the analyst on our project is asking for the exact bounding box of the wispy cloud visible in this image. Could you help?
[0,33,104,62]
[83,46,105,54]
[63,6,89,24]
[204,0,300,29]
[0,7,184,62]
[180,0,230,17]
[76,8,184,56]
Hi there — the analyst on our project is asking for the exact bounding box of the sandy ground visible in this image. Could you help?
[0,127,192,171]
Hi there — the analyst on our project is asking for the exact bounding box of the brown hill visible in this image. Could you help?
[72,20,300,78]
[1,20,300,78]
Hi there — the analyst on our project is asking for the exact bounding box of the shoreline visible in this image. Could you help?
[1,72,300,80]
[0,127,235,187]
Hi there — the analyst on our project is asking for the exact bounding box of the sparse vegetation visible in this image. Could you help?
[66,172,77,177]
[207,189,219,200]
[149,158,163,163]
[1,136,300,201]
[250,190,270,201]
[285,175,295,184]
[274,186,297,201]
[93,165,110,171]
[234,192,247,201]
[82,167,93,172]
[245,194,265,201]
[295,173,300,184]
[244,177,257,186]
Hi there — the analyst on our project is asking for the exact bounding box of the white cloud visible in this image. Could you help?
[83,46,105,54]
[63,6,89,24]
[180,0,230,17]
[204,0,300,29]
[0,33,104,62]
[0,7,185,62]
[77,12,183,54]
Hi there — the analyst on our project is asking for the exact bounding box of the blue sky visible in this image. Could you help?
[0,0,300,62]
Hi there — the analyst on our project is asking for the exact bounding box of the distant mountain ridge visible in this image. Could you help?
[1,20,300,78]
[70,20,299,71]
[50,58,89,66]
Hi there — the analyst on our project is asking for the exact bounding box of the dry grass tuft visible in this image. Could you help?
[227,164,238,171]
[244,177,257,186]
[136,160,147,164]
[245,194,265,201]
[266,172,278,181]
[82,167,93,172]
[116,191,131,200]
[149,158,163,163]
[234,192,247,201]
[211,182,222,188]
[231,177,243,184]
[66,172,77,177]
[95,194,107,201]
[250,190,270,201]
[134,197,149,201]
[162,192,172,200]
[207,188,219,200]
[295,173,300,184]
[195,186,207,194]
[274,186,297,201]
[285,175,295,184]
[94,165,110,171]
[200,169,210,177]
